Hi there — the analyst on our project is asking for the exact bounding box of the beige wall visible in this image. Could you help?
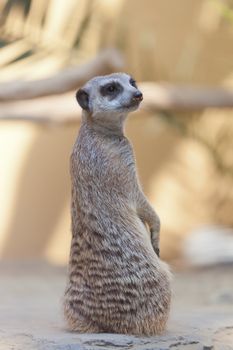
[1,109,232,264]
[0,122,77,263]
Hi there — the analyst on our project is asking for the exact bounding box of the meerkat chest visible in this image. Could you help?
[72,133,138,194]
[98,138,139,196]
[113,137,134,161]
[108,137,136,174]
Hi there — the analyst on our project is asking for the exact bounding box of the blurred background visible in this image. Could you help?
[0,0,233,268]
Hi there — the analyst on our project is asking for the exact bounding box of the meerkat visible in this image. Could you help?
[64,73,171,335]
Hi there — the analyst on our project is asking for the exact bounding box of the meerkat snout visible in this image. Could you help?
[132,91,143,101]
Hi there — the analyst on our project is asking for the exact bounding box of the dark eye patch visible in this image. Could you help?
[129,77,137,88]
[100,81,123,100]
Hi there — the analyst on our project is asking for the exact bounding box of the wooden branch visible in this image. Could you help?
[0,48,124,101]
[141,83,233,111]
[1,82,233,124]
[0,92,81,124]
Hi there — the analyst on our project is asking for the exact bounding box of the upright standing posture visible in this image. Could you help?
[64,73,171,335]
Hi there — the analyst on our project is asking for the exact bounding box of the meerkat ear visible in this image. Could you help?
[76,88,90,111]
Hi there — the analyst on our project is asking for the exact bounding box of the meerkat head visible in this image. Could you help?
[76,73,143,120]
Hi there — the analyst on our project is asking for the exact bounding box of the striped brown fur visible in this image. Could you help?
[64,73,171,335]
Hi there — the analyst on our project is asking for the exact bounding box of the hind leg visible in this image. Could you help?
[64,308,103,333]
[67,317,102,333]
[64,298,103,333]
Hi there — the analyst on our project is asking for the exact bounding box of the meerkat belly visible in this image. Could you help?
[70,208,164,300]
[67,223,170,333]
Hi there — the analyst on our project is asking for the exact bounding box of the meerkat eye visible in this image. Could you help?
[130,78,137,89]
[107,84,116,93]
[100,82,123,97]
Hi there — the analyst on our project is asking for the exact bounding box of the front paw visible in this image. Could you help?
[154,247,160,257]
[150,228,160,257]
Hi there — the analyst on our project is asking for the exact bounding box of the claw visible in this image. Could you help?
[155,247,160,257]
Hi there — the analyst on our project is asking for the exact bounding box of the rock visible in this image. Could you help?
[0,262,233,350]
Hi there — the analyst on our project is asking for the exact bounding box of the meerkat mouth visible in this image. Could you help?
[119,101,142,110]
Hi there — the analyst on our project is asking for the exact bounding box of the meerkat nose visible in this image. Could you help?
[132,91,143,101]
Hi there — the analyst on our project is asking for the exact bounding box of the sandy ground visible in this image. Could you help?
[0,262,233,350]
